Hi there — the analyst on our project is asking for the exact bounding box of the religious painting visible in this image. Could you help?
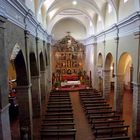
[53,34,85,76]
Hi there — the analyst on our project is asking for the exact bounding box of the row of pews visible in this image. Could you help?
[40,91,76,140]
[79,89,130,140]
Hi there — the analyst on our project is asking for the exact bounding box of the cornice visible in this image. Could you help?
[86,11,140,43]
[0,0,49,42]
[117,11,140,29]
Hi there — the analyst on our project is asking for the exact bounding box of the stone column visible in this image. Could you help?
[31,75,41,117]
[43,40,49,94]
[45,67,50,93]
[16,85,33,140]
[92,43,98,89]
[132,82,140,138]
[103,69,111,100]
[114,74,124,114]
[40,71,46,101]
[48,43,52,91]
[0,16,11,140]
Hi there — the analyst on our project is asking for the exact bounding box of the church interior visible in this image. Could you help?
[0,0,140,140]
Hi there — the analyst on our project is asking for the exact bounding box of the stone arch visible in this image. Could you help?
[45,50,48,66]
[105,53,113,70]
[117,52,133,96]
[118,52,133,90]
[8,43,30,139]
[14,51,28,86]
[97,53,103,67]
[114,52,133,132]
[103,53,114,99]
[118,52,132,76]
[40,52,45,71]
[30,53,39,76]
[29,52,41,117]
[116,52,133,136]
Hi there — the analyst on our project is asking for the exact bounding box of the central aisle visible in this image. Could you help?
[70,91,95,140]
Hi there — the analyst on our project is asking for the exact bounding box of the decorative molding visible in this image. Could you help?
[0,0,49,42]
[132,82,140,87]
[85,11,140,45]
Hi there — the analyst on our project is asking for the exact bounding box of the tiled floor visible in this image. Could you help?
[108,89,134,140]
[70,91,95,140]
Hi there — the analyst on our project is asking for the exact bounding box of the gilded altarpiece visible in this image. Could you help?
[52,35,85,82]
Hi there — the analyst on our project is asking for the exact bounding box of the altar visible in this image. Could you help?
[61,80,80,87]
[61,75,79,81]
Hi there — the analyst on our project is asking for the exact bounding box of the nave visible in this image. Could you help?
[10,89,133,140]
[38,91,131,140]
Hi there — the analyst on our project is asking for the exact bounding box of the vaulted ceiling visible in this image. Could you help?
[27,0,135,40]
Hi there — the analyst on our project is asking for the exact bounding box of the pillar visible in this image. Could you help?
[92,43,98,89]
[15,30,33,140]
[114,74,124,114]
[31,75,41,117]
[16,85,33,140]
[40,71,46,101]
[103,69,111,100]
[132,82,140,138]
[43,40,49,94]
[0,16,11,140]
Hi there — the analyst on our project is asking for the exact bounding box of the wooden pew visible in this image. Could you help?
[92,120,124,128]
[48,101,71,105]
[43,118,74,124]
[50,92,69,95]
[46,108,73,112]
[50,94,70,98]
[86,110,116,117]
[94,125,129,138]
[80,94,102,98]
[49,99,71,102]
[95,136,130,140]
[40,128,76,140]
[90,115,120,123]
[49,96,70,100]
[85,106,112,111]
[82,100,107,104]
[80,97,105,101]
[44,112,73,118]
[47,104,72,108]
[41,122,75,129]
[83,103,110,108]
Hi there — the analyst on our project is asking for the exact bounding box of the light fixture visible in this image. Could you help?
[72,0,77,5]
[90,21,93,27]
[110,66,113,70]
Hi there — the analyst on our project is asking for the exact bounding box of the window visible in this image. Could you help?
[108,4,112,14]
[98,16,101,22]
[124,0,128,3]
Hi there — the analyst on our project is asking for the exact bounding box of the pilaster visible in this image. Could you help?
[24,30,31,83]
[0,16,11,140]
[0,104,11,140]
[31,75,41,117]
[114,74,124,114]
[40,71,46,101]
[103,69,111,100]
[16,84,33,140]
[132,82,140,138]
[36,37,39,63]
